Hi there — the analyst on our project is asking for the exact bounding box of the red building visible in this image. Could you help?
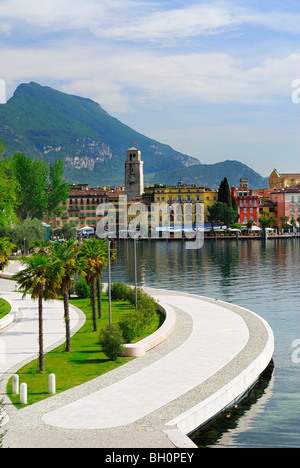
[231,179,259,225]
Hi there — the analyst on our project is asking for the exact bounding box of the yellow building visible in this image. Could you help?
[153,185,217,222]
[269,169,300,189]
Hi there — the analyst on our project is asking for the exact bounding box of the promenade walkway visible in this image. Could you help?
[0,268,274,448]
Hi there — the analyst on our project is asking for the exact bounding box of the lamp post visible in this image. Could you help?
[107,236,112,326]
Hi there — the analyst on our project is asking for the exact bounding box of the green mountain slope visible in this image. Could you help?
[0,82,200,185]
[145,160,268,189]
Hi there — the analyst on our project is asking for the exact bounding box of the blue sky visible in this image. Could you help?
[0,0,299,177]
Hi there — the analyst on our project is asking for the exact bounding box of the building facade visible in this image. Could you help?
[48,184,125,230]
[231,179,259,225]
[270,187,300,227]
[269,169,300,189]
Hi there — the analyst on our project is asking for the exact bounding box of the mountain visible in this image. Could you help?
[145,160,269,189]
[0,82,268,189]
[0,82,200,186]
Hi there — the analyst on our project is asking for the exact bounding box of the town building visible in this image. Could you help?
[258,197,277,220]
[47,183,125,230]
[153,184,217,225]
[269,169,300,189]
[270,186,300,227]
[231,179,259,225]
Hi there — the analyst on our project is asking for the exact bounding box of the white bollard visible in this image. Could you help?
[49,373,56,395]
[12,374,19,395]
[20,383,27,405]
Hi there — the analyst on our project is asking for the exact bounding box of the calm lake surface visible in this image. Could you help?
[103,238,300,448]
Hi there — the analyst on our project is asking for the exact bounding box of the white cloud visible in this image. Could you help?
[1,41,299,114]
[0,0,299,42]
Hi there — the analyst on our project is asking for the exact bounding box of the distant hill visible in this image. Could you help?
[0,82,268,189]
[145,160,269,189]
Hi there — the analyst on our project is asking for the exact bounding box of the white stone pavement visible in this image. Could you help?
[0,291,81,379]
[41,294,249,430]
[0,270,274,448]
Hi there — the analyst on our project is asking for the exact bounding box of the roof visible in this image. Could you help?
[280,173,300,179]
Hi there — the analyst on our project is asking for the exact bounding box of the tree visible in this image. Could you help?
[218,177,232,208]
[46,159,70,219]
[208,202,239,229]
[280,216,289,229]
[49,240,87,352]
[13,253,63,372]
[54,221,78,240]
[78,239,101,331]
[0,237,15,271]
[12,153,48,221]
[99,324,124,361]
[247,219,254,230]
[79,238,115,330]
[11,153,69,222]
[10,218,45,254]
[0,145,19,227]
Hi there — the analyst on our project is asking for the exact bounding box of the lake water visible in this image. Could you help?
[103,238,300,448]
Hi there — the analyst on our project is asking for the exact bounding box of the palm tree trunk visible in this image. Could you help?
[63,289,71,352]
[90,276,97,332]
[97,276,102,319]
[38,294,44,373]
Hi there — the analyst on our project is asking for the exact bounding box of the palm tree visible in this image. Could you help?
[79,238,115,331]
[49,240,86,352]
[13,253,63,373]
[0,237,15,272]
[90,238,113,320]
[78,239,98,331]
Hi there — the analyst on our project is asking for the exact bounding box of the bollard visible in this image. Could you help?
[12,374,19,395]
[49,373,56,395]
[20,383,27,405]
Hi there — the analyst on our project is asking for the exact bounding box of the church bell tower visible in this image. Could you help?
[125,145,144,201]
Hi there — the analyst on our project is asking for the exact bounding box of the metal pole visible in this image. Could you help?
[134,236,137,310]
[107,237,112,325]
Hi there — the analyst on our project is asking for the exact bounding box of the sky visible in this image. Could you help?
[0,0,300,177]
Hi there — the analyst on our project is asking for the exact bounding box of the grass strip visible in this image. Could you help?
[0,298,11,320]
[7,293,162,408]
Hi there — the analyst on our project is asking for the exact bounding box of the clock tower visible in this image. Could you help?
[125,146,144,201]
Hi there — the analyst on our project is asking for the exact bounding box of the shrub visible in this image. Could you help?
[75,278,90,298]
[109,282,158,336]
[99,324,124,361]
[110,282,131,301]
[119,311,143,343]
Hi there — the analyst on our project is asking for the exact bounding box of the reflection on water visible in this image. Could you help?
[103,239,300,448]
[190,361,275,448]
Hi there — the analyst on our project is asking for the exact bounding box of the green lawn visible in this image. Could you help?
[7,293,163,408]
[0,298,11,320]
